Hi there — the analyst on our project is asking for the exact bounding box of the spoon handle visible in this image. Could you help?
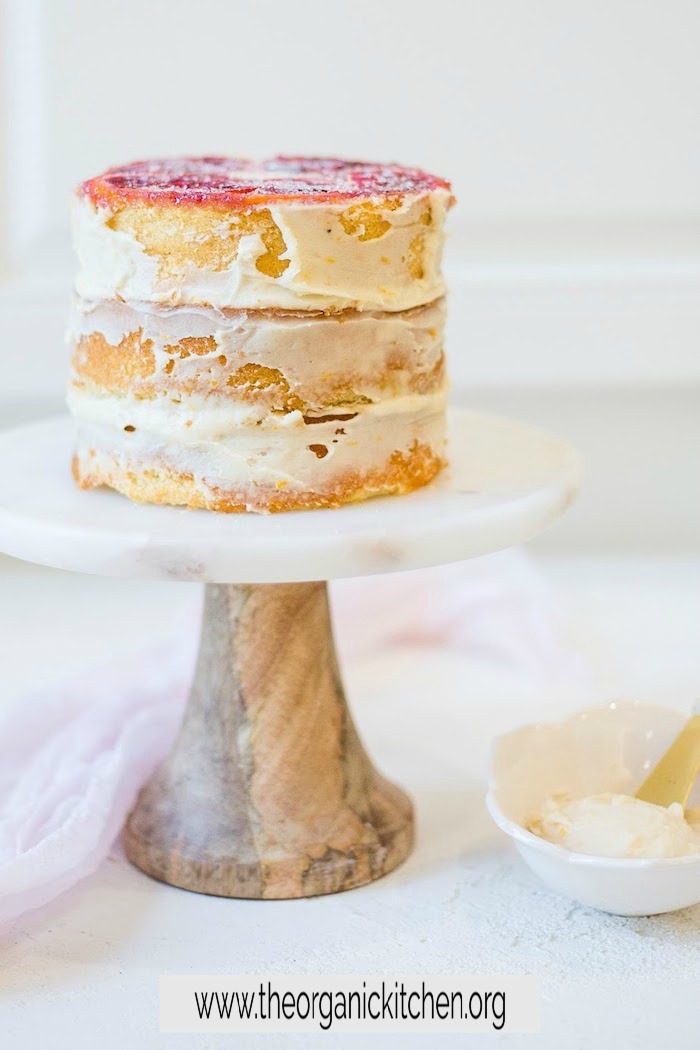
[636,714,700,808]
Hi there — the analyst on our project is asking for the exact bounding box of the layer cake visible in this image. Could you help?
[68,156,453,512]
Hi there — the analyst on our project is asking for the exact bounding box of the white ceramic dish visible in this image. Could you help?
[487,701,700,915]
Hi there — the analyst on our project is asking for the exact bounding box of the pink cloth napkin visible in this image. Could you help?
[0,550,586,927]
[334,549,585,683]
[0,630,198,927]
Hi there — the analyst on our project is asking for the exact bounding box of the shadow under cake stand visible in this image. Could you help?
[0,409,580,900]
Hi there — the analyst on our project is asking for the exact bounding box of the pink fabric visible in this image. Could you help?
[0,629,198,927]
[333,550,588,685]
[0,550,586,927]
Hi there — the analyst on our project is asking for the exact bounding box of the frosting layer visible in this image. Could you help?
[70,298,446,411]
[69,387,447,512]
[72,187,452,312]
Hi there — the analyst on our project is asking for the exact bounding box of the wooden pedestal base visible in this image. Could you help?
[124,582,414,899]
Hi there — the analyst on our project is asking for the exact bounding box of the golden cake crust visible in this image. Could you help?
[72,441,444,513]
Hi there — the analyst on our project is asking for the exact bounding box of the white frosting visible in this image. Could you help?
[69,385,447,502]
[70,297,445,407]
[68,385,447,441]
[72,190,451,312]
[527,792,700,859]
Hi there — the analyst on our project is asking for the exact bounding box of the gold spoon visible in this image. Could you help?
[636,710,700,808]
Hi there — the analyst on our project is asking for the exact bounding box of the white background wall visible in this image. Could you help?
[1,0,699,550]
[6,0,700,242]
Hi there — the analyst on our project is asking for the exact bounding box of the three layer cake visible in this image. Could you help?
[68,156,453,512]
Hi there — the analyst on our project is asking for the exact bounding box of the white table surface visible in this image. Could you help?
[1,554,699,1049]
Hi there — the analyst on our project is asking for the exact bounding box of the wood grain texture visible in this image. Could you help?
[124,582,414,898]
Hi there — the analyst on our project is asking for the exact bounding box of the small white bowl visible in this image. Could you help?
[486,701,700,915]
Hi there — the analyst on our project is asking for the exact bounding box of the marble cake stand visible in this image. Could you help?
[0,410,580,900]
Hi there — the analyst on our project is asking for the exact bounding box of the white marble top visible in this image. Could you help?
[0,410,579,582]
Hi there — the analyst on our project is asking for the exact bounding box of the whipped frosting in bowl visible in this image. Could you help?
[487,701,700,915]
[526,792,700,859]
